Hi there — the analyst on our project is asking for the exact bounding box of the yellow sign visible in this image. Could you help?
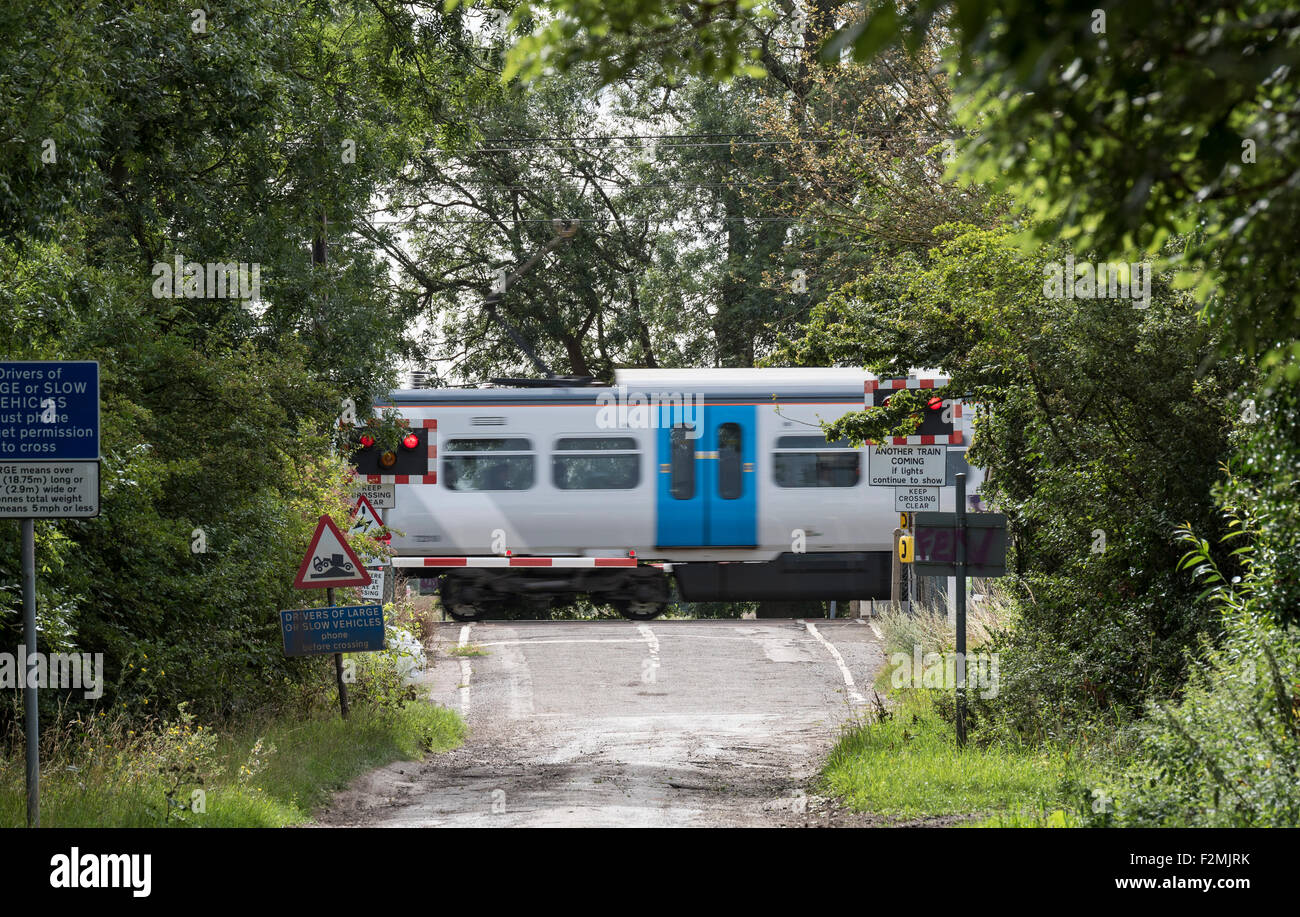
[899,512,911,530]
[898,535,914,564]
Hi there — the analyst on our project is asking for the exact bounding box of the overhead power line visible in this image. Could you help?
[459,129,961,154]
[478,129,953,142]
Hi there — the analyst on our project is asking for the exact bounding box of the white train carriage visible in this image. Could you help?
[357,368,974,620]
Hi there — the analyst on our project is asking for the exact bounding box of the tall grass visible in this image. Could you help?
[877,587,1011,657]
[0,700,463,827]
[821,691,1092,821]
[825,587,1106,824]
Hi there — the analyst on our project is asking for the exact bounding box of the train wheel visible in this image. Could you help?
[445,604,486,622]
[617,600,666,621]
[439,574,487,622]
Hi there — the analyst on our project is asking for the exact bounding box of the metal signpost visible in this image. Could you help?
[0,360,101,827]
[292,514,374,719]
[898,475,1009,746]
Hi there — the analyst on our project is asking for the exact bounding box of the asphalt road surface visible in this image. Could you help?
[318,618,888,827]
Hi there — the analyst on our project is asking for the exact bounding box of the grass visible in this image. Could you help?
[826,593,1103,825]
[0,700,464,828]
[821,691,1094,823]
[447,644,489,657]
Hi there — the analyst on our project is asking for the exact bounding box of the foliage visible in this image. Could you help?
[504,0,1300,375]
[343,620,428,716]
[0,697,463,827]
[825,0,1300,381]
[501,0,773,84]
[0,0,488,723]
[773,224,1253,733]
[820,689,1097,820]
[377,48,824,377]
[340,407,413,455]
[1086,386,1300,826]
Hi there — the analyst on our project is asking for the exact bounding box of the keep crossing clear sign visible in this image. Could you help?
[895,486,939,512]
[359,482,394,508]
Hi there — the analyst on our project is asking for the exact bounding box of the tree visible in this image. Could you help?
[771,224,1253,728]
[0,0,486,718]
[503,0,1300,377]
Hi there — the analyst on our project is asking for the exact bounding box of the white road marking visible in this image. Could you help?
[499,639,535,719]
[801,620,866,706]
[636,622,660,683]
[458,624,473,715]
[851,618,885,639]
[473,634,776,648]
[477,638,646,647]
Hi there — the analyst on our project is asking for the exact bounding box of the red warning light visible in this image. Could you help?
[927,397,943,410]
[359,434,375,448]
[402,433,419,450]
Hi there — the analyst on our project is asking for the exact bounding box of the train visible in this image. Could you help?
[354,368,980,620]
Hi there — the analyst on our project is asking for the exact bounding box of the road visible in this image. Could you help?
[317,618,888,827]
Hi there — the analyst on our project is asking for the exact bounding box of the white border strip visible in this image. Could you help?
[803,620,866,707]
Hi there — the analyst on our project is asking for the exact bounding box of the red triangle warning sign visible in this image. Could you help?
[349,494,382,536]
[294,514,373,589]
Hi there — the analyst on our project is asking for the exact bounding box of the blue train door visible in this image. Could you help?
[656,404,757,547]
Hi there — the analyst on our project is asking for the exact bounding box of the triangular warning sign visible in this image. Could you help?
[349,494,382,536]
[294,514,373,589]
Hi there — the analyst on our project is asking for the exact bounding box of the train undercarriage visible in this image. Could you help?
[434,552,892,621]
[437,565,673,621]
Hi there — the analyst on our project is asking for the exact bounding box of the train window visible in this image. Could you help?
[442,438,535,491]
[444,438,532,452]
[552,437,640,489]
[554,437,637,451]
[669,425,695,500]
[717,422,743,500]
[773,433,860,488]
[773,453,860,487]
[775,435,854,449]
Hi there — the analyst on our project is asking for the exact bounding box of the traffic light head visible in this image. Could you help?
[351,428,429,477]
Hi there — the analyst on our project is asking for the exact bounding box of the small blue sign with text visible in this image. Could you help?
[280,604,386,657]
[0,362,100,461]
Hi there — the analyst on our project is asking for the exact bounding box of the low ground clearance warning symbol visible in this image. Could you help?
[294,514,373,589]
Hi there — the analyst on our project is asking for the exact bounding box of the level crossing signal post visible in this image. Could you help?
[897,472,1009,748]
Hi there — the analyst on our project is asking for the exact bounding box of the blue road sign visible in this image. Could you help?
[280,604,386,657]
[0,362,100,461]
